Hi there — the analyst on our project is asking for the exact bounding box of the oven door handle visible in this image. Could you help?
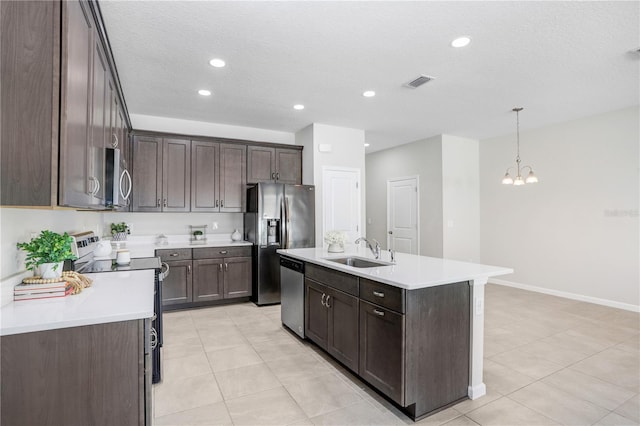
[160,262,170,280]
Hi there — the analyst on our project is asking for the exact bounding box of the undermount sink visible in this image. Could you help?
[325,256,392,268]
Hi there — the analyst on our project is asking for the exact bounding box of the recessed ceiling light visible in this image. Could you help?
[293,104,305,110]
[209,58,226,68]
[364,143,370,147]
[198,89,211,96]
[363,90,376,98]
[451,36,471,48]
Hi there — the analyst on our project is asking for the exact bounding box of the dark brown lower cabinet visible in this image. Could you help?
[162,259,192,306]
[193,258,223,302]
[159,247,252,308]
[303,262,471,421]
[359,300,405,404]
[223,256,252,298]
[305,278,359,372]
[1,320,145,426]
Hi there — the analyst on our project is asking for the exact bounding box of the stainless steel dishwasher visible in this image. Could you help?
[280,256,305,338]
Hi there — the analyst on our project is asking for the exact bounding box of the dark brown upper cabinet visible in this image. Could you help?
[132,136,190,212]
[1,1,59,206]
[247,146,302,185]
[1,0,130,208]
[191,142,246,213]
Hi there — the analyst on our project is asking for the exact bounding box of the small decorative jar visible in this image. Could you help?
[231,229,242,241]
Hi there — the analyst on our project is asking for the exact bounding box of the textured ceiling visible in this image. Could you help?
[100,1,639,152]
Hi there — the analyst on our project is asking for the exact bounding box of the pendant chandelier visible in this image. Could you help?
[501,107,538,185]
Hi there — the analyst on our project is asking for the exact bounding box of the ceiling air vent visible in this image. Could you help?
[404,74,435,89]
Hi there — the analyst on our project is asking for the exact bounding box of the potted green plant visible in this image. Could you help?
[16,230,76,279]
[193,230,204,241]
[110,222,129,241]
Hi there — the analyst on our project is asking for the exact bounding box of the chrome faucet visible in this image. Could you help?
[355,237,381,259]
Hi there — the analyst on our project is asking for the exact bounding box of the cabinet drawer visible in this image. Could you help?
[193,246,252,259]
[306,263,358,296]
[360,279,405,313]
[156,248,192,261]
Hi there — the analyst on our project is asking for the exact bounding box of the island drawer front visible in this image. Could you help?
[360,279,405,313]
[156,248,192,261]
[193,246,251,259]
[306,263,358,296]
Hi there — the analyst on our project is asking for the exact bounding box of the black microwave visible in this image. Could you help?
[105,148,131,208]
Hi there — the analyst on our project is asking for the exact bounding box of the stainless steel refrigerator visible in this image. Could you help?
[245,183,315,305]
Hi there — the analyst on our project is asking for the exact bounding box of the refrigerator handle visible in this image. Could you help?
[284,196,291,249]
[280,197,287,249]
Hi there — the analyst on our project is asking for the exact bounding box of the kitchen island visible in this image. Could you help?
[277,246,512,420]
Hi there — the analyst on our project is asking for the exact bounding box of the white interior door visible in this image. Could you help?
[322,167,361,245]
[387,176,419,254]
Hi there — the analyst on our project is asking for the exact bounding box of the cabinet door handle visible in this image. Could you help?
[373,291,385,298]
[325,295,331,308]
[373,309,385,317]
[163,199,167,208]
[187,265,191,274]
[221,200,224,207]
[224,263,228,272]
[216,200,219,207]
[321,293,326,307]
[219,250,228,254]
[271,172,276,180]
[112,133,118,148]
[276,172,280,180]
[157,198,161,207]
[218,263,223,272]
[169,253,179,257]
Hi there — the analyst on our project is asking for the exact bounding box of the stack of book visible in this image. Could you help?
[14,281,73,301]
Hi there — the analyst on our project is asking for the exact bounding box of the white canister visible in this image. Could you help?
[116,249,131,265]
[231,229,242,241]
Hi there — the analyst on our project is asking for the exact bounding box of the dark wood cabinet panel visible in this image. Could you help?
[306,263,358,296]
[247,146,302,185]
[59,0,93,208]
[275,148,302,185]
[247,146,275,183]
[305,278,329,349]
[1,0,59,206]
[193,258,223,302]
[162,260,192,305]
[191,141,219,212]
[1,320,143,425]
[132,136,162,211]
[160,247,251,308]
[327,288,359,373]
[223,257,252,298]
[404,282,470,417]
[359,300,405,405]
[219,143,246,212]
[88,36,108,205]
[360,279,405,313]
[162,138,191,212]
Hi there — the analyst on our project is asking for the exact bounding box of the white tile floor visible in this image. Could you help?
[153,284,640,425]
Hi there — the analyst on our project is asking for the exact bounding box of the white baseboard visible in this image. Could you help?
[489,278,640,313]
[468,383,486,400]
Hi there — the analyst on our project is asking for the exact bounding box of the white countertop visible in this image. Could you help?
[0,270,155,336]
[277,247,513,290]
[109,235,252,258]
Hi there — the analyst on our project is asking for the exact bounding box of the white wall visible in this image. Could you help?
[442,135,480,262]
[365,136,443,257]
[0,208,105,305]
[295,124,366,246]
[365,134,480,261]
[102,212,242,238]
[480,106,639,309]
[130,114,295,145]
